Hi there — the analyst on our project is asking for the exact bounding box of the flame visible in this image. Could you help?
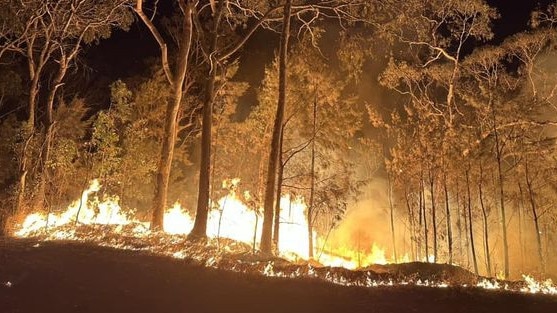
[163,203,193,235]
[521,275,557,294]
[14,179,400,266]
[12,179,453,268]
[15,179,133,237]
[12,179,557,296]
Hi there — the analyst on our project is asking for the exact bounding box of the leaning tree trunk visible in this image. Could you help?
[260,0,292,255]
[466,167,478,275]
[150,4,193,230]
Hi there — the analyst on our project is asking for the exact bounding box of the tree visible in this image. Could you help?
[0,0,132,223]
[260,0,293,254]
[135,0,194,230]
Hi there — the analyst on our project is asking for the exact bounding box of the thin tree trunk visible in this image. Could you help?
[517,182,526,273]
[443,172,453,265]
[492,102,509,278]
[466,167,478,275]
[260,0,292,254]
[478,161,492,277]
[388,171,397,262]
[35,58,68,210]
[417,183,423,261]
[272,161,283,245]
[456,180,463,265]
[404,187,416,262]
[191,0,227,237]
[273,131,284,245]
[524,159,545,273]
[308,91,317,259]
[421,174,429,261]
[429,170,437,263]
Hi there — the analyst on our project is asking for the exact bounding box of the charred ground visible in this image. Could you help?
[1,239,556,313]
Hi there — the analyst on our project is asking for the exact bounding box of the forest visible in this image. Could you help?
[1,0,557,282]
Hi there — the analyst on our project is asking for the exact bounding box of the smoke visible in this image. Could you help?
[325,178,405,259]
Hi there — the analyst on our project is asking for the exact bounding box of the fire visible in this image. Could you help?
[15,178,391,266]
[163,203,193,235]
[15,179,135,237]
[11,179,557,296]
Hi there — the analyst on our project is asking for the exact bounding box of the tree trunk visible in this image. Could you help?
[517,182,526,272]
[524,159,545,274]
[404,187,416,262]
[492,103,509,278]
[35,58,68,210]
[429,170,437,263]
[420,174,429,261]
[456,180,463,265]
[14,62,41,215]
[272,133,284,245]
[387,172,397,262]
[443,172,453,264]
[191,0,228,238]
[260,0,292,254]
[466,168,478,275]
[478,161,492,277]
[307,92,318,259]
[151,3,193,231]
[272,163,283,245]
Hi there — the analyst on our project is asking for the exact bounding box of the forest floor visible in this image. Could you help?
[1,238,557,313]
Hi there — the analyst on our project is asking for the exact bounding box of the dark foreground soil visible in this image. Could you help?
[1,239,556,313]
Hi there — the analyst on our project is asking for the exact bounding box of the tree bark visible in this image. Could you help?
[260,0,292,255]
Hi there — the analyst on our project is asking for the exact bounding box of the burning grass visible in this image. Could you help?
[9,179,557,296]
[13,222,557,296]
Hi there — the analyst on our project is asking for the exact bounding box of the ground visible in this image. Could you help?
[1,238,556,313]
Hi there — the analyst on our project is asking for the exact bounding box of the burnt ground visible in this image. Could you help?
[1,238,556,313]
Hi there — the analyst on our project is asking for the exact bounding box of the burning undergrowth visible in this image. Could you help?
[10,179,557,296]
[16,223,557,296]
